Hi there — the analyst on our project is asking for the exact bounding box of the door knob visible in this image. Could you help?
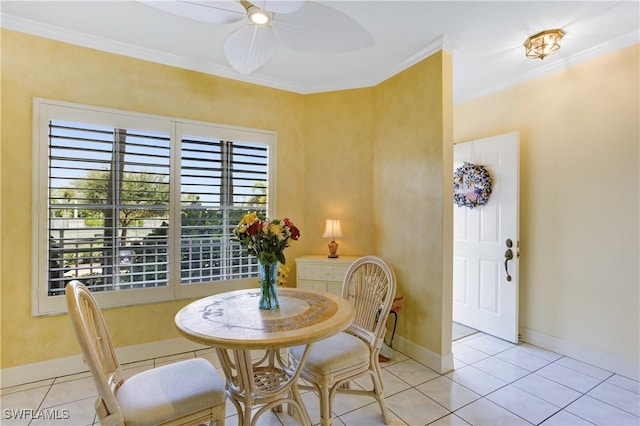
[504,239,514,282]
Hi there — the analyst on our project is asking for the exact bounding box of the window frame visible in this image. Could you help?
[32,98,277,316]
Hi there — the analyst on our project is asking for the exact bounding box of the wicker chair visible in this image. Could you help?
[288,256,397,425]
[65,280,226,426]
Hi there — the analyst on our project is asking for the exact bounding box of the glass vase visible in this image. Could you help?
[258,261,279,310]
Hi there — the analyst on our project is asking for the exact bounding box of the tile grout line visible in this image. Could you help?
[3,333,638,426]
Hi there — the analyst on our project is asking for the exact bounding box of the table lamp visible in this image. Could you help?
[322,219,343,258]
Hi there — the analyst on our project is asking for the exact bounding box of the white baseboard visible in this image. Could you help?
[3,330,637,388]
[392,335,455,374]
[0,338,209,389]
[520,327,639,381]
[385,329,638,381]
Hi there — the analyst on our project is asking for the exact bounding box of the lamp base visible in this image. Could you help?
[327,240,339,258]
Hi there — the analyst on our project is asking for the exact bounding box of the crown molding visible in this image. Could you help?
[0,14,464,95]
[2,13,637,103]
[457,29,640,105]
[1,14,244,82]
[370,34,462,88]
[294,33,463,94]
[0,13,321,94]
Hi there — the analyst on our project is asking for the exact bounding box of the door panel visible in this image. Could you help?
[453,132,520,343]
[453,257,468,303]
[479,259,499,312]
[480,205,499,242]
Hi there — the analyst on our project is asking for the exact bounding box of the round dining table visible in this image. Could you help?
[175,287,355,426]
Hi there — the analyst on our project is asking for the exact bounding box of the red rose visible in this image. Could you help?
[247,221,260,235]
[283,218,300,240]
[289,225,300,240]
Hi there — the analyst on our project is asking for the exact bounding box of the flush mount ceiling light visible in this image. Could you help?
[524,29,565,60]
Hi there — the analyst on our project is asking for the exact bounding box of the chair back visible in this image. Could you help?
[341,256,397,352]
[66,280,125,426]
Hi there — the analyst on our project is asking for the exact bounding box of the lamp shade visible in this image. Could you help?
[322,219,343,239]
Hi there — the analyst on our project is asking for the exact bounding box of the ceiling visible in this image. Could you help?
[1,1,638,104]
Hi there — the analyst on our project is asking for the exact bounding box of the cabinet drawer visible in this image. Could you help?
[298,263,350,282]
[297,280,327,293]
[326,283,343,296]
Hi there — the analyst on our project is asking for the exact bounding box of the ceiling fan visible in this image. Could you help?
[143,0,374,74]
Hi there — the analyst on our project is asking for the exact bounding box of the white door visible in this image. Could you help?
[453,132,520,343]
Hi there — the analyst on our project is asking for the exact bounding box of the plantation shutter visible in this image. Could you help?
[47,120,171,295]
[36,99,275,315]
[180,136,269,283]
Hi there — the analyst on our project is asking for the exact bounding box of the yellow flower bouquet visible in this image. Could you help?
[233,212,300,309]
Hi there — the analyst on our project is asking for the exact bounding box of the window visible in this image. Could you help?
[33,99,275,315]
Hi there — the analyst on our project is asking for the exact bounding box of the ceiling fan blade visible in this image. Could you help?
[224,25,277,74]
[141,0,244,24]
[252,0,305,14]
[273,2,374,53]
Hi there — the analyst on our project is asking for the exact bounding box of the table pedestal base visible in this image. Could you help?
[216,346,312,426]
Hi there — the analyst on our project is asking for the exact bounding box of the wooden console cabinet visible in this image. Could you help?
[295,255,359,296]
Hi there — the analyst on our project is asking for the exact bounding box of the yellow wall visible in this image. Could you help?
[302,89,375,257]
[373,51,454,357]
[302,53,454,362]
[455,45,639,368]
[11,26,635,375]
[0,30,307,367]
[1,29,453,369]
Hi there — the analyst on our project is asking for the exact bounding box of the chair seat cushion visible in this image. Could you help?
[291,332,370,376]
[116,358,225,426]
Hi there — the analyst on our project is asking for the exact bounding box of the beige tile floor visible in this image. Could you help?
[1,331,638,425]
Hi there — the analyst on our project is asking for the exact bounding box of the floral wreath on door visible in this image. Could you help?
[453,162,492,208]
